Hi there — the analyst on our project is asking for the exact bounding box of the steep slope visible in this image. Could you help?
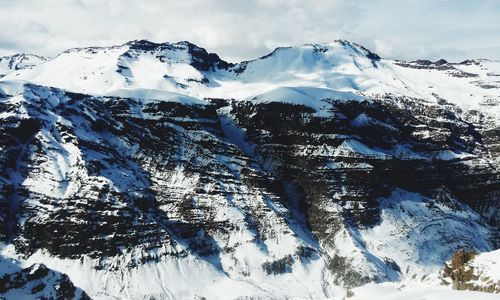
[226,95,498,285]
[0,40,499,299]
[0,83,330,299]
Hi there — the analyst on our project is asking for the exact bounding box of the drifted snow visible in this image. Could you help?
[103,88,208,106]
[466,249,500,289]
[248,86,363,116]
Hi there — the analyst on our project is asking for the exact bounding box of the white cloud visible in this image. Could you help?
[0,0,498,62]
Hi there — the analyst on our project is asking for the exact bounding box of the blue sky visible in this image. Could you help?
[0,0,498,62]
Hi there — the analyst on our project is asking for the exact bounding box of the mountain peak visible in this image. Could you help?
[124,39,163,50]
[0,53,47,76]
[307,40,381,60]
[122,39,231,71]
[229,39,381,78]
[252,40,380,64]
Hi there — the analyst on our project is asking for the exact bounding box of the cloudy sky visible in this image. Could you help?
[0,0,498,62]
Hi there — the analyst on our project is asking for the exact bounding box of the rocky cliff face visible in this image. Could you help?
[442,249,500,293]
[226,94,499,286]
[0,40,499,299]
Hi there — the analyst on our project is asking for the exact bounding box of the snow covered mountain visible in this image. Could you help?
[0,53,47,77]
[0,39,499,299]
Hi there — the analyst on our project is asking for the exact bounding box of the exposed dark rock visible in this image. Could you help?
[262,255,294,275]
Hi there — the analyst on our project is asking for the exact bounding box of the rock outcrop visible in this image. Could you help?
[443,249,500,294]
